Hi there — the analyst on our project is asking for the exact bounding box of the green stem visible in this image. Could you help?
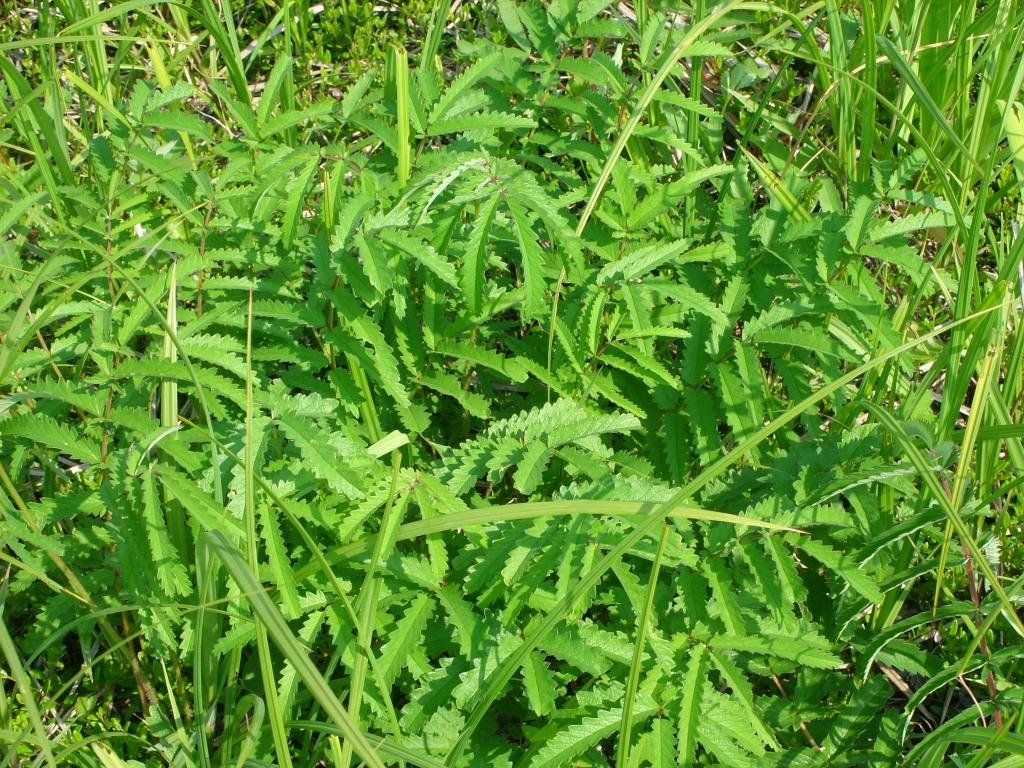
[245,288,294,768]
[341,451,405,768]
[617,521,669,768]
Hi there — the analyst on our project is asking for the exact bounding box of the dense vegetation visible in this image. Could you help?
[2,0,1024,765]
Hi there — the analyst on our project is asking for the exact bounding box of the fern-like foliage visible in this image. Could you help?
[0,2,1018,767]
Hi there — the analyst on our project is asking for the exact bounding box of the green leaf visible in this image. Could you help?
[526,702,658,768]
[378,594,435,686]
[822,675,892,756]
[708,648,779,750]
[282,151,319,249]
[796,536,882,604]
[143,109,214,139]
[368,430,410,457]
[678,645,708,765]
[158,468,245,540]
[141,468,192,597]
[711,632,842,669]
[379,229,459,289]
[0,412,101,465]
[276,412,367,498]
[428,111,536,135]
[260,502,303,619]
[429,51,503,124]
[507,199,546,320]
[462,193,501,316]
[513,443,552,495]
[522,652,557,717]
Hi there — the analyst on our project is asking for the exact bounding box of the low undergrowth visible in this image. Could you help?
[1,1,1024,766]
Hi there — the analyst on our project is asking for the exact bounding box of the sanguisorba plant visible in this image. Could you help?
[2,0,1024,765]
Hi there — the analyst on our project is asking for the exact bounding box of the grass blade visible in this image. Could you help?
[204,529,387,768]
